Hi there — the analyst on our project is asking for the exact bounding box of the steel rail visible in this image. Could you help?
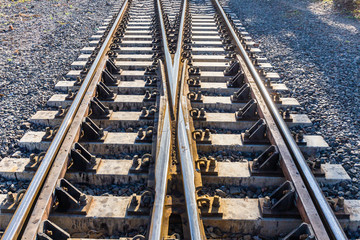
[178,60,205,240]
[155,0,204,239]
[213,0,347,239]
[1,1,128,239]
[148,61,172,240]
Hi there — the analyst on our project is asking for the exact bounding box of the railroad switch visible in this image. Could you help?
[145,76,158,87]
[65,89,76,101]
[127,191,154,215]
[227,70,245,88]
[102,68,119,86]
[25,152,46,171]
[187,91,203,102]
[54,179,92,215]
[195,156,218,176]
[143,89,158,102]
[136,126,154,143]
[140,106,157,120]
[37,220,70,240]
[251,145,281,176]
[42,126,58,142]
[79,117,107,142]
[242,118,269,144]
[231,83,251,103]
[327,197,350,219]
[54,106,69,118]
[190,108,206,121]
[187,77,201,88]
[235,99,258,120]
[130,154,152,173]
[192,129,211,144]
[282,223,315,240]
[197,195,223,217]
[224,59,240,76]
[68,142,98,172]
[96,81,117,101]
[1,189,26,213]
[89,97,112,119]
[259,181,299,218]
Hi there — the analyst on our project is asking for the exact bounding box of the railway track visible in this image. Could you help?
[0,0,358,239]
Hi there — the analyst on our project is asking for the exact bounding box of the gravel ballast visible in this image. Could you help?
[0,0,117,158]
[225,0,359,183]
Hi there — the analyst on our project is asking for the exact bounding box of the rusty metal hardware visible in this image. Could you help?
[231,83,251,103]
[195,156,218,175]
[307,157,325,177]
[102,68,119,86]
[187,91,203,102]
[145,76,158,87]
[135,126,154,143]
[197,195,222,217]
[242,118,268,144]
[65,89,76,101]
[79,117,106,142]
[187,77,201,87]
[223,59,240,76]
[192,129,211,144]
[327,197,350,219]
[74,76,83,86]
[130,154,152,173]
[127,191,154,215]
[80,68,89,78]
[272,92,282,104]
[55,106,69,119]
[260,181,298,218]
[1,189,26,213]
[106,58,121,74]
[37,220,70,240]
[96,81,116,101]
[89,97,111,119]
[235,99,258,120]
[225,51,236,59]
[227,70,245,88]
[282,223,315,240]
[140,105,157,120]
[42,126,59,142]
[143,89,158,102]
[189,108,206,121]
[281,108,293,122]
[251,145,281,176]
[107,50,118,59]
[145,65,157,75]
[25,152,46,171]
[54,179,92,214]
[68,143,97,172]
[131,235,146,240]
[224,44,235,51]
[188,66,201,76]
[295,130,307,145]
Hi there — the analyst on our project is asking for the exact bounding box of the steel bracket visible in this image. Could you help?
[127,191,154,215]
[197,195,223,217]
[195,156,218,176]
[231,83,251,103]
[54,178,93,215]
[37,220,70,240]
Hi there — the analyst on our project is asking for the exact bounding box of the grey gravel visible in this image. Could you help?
[0,0,118,159]
[224,0,359,196]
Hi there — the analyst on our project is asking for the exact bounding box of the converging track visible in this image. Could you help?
[0,0,358,239]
